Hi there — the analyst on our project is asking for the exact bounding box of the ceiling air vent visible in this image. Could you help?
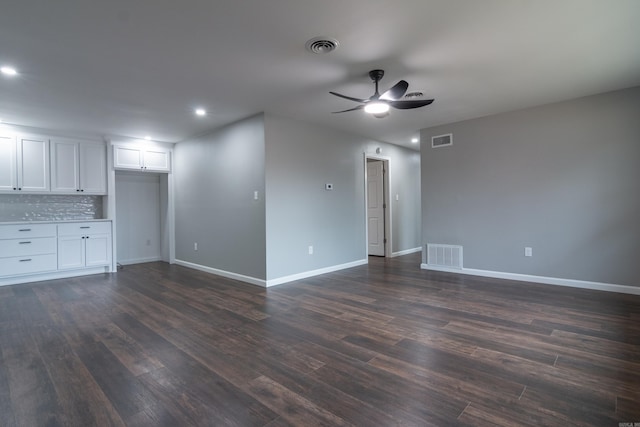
[305,37,340,54]
[431,133,452,148]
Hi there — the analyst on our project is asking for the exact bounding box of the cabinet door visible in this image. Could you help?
[18,136,50,192]
[79,144,107,194]
[143,149,171,172]
[57,235,85,270]
[85,233,111,267]
[114,146,143,170]
[0,135,17,191]
[51,140,80,193]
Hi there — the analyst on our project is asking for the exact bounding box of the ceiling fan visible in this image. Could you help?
[330,69,434,118]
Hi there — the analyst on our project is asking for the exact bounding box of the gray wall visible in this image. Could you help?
[421,87,640,287]
[115,171,161,264]
[174,114,267,279]
[264,114,421,280]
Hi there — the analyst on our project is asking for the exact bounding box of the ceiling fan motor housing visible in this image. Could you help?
[369,69,385,82]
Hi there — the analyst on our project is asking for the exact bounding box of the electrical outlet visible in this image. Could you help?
[308,245,313,255]
[194,242,198,251]
[254,191,259,200]
[525,247,532,257]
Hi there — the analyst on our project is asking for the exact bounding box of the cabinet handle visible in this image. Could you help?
[19,259,32,262]
[80,226,90,229]
[76,189,80,192]
[80,189,84,192]
[18,228,32,232]
[13,187,17,190]
[18,241,32,244]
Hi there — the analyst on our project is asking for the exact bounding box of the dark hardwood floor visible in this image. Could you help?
[1,253,639,426]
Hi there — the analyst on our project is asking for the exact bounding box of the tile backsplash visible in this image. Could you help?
[0,194,103,222]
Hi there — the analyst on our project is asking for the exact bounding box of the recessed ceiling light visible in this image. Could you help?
[144,135,151,140]
[411,137,419,143]
[1,66,18,76]
[195,108,207,116]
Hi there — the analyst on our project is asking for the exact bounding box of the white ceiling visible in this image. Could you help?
[1,0,639,150]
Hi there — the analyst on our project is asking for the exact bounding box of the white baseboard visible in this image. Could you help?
[0,267,111,287]
[391,247,422,258]
[174,259,266,287]
[118,256,163,266]
[174,258,369,288]
[266,259,368,287]
[420,264,640,296]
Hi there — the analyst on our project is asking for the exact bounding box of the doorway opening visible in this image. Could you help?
[365,155,391,257]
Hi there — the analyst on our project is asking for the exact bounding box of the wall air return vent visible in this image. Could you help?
[426,244,463,269]
[431,133,452,148]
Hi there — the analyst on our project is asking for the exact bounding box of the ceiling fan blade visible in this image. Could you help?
[332,105,365,114]
[380,80,409,101]
[329,91,368,103]
[389,99,434,110]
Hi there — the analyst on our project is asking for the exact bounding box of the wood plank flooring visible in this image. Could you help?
[1,253,639,426]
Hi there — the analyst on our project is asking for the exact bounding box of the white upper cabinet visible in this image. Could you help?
[79,143,107,193]
[50,140,79,193]
[51,139,107,194]
[142,148,171,171]
[113,146,142,169]
[18,136,50,192]
[0,134,50,193]
[0,135,18,191]
[114,145,171,173]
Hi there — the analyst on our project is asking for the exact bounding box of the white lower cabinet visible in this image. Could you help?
[0,224,58,276]
[57,222,112,270]
[0,221,112,284]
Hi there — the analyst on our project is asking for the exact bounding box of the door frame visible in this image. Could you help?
[363,153,392,258]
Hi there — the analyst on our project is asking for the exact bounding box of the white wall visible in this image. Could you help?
[115,171,162,264]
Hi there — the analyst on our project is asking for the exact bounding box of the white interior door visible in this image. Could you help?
[367,160,385,256]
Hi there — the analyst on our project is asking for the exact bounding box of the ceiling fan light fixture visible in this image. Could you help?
[364,101,389,115]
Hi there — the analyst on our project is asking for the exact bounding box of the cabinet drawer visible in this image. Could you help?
[0,253,57,277]
[0,223,57,239]
[0,237,57,258]
[57,222,111,236]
